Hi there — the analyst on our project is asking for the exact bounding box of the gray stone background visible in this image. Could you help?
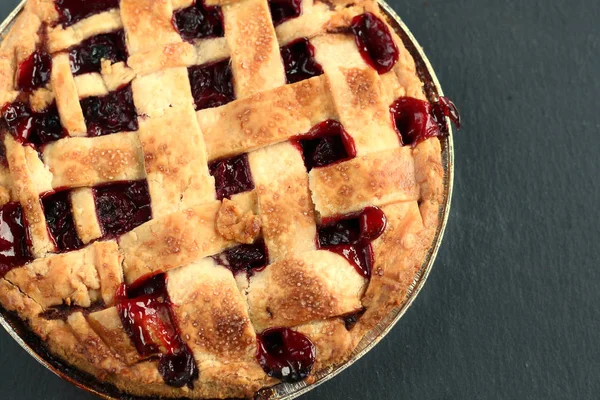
[0,0,598,398]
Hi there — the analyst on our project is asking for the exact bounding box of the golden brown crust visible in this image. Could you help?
[119,202,234,283]
[197,75,337,161]
[216,198,262,244]
[247,250,367,331]
[309,148,419,218]
[248,142,317,261]
[42,132,146,189]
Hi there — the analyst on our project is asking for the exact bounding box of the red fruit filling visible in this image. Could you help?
[390,96,461,147]
[42,190,83,252]
[280,38,323,84]
[317,206,387,279]
[293,120,356,171]
[80,85,138,137]
[2,102,67,146]
[188,59,235,111]
[350,12,399,74]
[116,274,198,388]
[69,30,128,76]
[174,1,224,41]
[256,327,315,382]
[93,180,151,238]
[268,0,302,26]
[0,202,32,278]
[209,154,254,200]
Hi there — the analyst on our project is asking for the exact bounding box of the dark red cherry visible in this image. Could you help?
[174,1,224,41]
[214,239,268,275]
[42,190,84,252]
[116,275,199,389]
[2,102,67,146]
[158,349,199,388]
[280,38,323,84]
[268,0,302,26]
[294,120,356,171]
[317,219,360,247]
[433,96,462,130]
[317,207,386,279]
[0,202,33,278]
[342,308,366,331]
[188,59,235,111]
[17,49,52,91]
[359,206,387,241]
[256,327,315,383]
[390,96,461,147]
[81,85,138,136]
[93,180,152,238]
[0,140,7,167]
[55,0,120,27]
[69,30,128,76]
[209,154,254,200]
[350,12,399,74]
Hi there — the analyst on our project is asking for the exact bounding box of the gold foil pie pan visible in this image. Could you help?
[0,1,455,398]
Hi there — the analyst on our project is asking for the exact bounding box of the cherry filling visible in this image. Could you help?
[42,191,83,252]
[213,239,268,275]
[209,154,254,200]
[256,327,316,383]
[390,96,461,147]
[55,0,121,27]
[317,206,387,279]
[280,38,323,84]
[350,12,399,75]
[174,1,224,41]
[0,141,7,167]
[116,275,199,388]
[0,202,32,278]
[268,0,302,27]
[188,59,234,111]
[80,85,138,136]
[93,180,151,238]
[2,102,67,146]
[17,49,52,91]
[293,120,356,171]
[69,30,128,76]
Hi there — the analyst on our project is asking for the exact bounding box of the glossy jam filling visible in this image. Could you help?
[342,308,366,331]
[81,85,138,136]
[2,102,67,146]
[0,202,32,278]
[350,12,399,75]
[174,1,224,41]
[256,327,315,383]
[209,154,254,200]
[280,38,323,84]
[268,0,302,27]
[293,120,356,171]
[317,206,387,279]
[390,96,461,147]
[17,49,52,91]
[55,0,121,27]
[93,180,151,238]
[69,30,128,76]
[188,59,235,111]
[116,274,198,388]
[0,141,7,167]
[42,191,83,252]
[213,239,268,275]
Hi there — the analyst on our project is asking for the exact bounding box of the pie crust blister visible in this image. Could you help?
[0,0,458,398]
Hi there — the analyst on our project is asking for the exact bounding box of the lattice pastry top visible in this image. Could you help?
[0,0,459,398]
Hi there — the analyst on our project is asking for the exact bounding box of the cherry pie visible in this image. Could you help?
[0,0,459,398]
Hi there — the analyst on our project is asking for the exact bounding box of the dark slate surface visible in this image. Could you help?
[1,0,599,399]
